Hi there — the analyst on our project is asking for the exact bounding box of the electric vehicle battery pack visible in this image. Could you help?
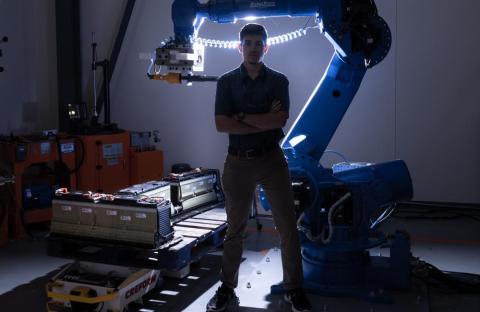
[117,180,171,197]
[117,180,173,214]
[163,169,224,214]
[51,190,173,248]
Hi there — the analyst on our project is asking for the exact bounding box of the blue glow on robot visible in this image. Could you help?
[165,0,414,301]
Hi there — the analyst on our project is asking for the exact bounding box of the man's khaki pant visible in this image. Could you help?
[220,146,303,290]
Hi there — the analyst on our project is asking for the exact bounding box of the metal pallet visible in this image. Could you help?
[47,205,227,271]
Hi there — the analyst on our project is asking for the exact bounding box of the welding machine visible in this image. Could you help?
[75,132,130,193]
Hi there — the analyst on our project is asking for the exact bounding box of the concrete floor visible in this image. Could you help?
[0,215,479,312]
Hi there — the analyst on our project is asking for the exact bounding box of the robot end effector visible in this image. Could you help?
[146,37,218,84]
[147,0,392,82]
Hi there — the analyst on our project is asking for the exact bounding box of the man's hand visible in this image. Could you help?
[233,112,245,121]
[270,99,281,113]
[219,99,287,133]
[215,115,263,134]
[232,99,281,121]
[242,99,288,130]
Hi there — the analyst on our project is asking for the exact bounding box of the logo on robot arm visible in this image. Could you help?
[250,1,276,9]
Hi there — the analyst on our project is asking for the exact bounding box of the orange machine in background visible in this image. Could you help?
[128,131,164,185]
[129,149,164,185]
[0,179,13,246]
[0,138,77,239]
[0,130,163,243]
[0,212,7,246]
[0,214,7,246]
[75,132,130,193]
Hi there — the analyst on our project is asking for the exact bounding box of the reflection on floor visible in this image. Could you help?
[0,215,479,311]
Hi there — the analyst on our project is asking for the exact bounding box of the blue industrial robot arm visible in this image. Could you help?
[155,0,414,298]
[171,0,387,62]
[161,0,392,160]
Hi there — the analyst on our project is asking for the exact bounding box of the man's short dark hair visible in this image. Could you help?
[239,23,268,43]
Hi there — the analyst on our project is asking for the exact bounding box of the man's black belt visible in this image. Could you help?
[228,144,278,159]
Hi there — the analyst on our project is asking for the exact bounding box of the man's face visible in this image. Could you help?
[239,34,269,65]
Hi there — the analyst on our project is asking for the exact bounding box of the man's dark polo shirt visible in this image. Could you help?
[215,63,290,151]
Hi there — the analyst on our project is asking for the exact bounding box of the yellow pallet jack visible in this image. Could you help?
[46,261,160,312]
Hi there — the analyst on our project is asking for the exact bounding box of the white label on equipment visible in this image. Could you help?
[40,142,51,154]
[135,213,147,219]
[106,210,118,216]
[81,207,93,214]
[61,205,72,211]
[106,158,119,166]
[103,143,123,158]
[120,215,131,221]
[61,142,75,154]
[192,42,205,72]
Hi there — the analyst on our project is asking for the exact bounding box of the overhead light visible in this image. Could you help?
[192,26,319,49]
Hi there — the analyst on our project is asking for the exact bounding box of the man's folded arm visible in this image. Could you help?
[241,111,288,130]
[215,115,264,134]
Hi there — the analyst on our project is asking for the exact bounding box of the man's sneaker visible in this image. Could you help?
[284,288,312,312]
[206,284,238,312]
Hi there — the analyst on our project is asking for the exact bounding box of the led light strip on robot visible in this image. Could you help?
[190,26,319,49]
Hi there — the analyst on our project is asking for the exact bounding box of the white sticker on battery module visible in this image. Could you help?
[106,210,118,216]
[135,213,147,219]
[81,207,93,214]
[61,205,72,211]
[120,215,132,221]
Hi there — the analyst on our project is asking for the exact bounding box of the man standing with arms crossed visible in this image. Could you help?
[206,23,312,312]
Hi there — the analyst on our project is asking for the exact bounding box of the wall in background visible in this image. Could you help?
[3,0,477,203]
[81,0,397,190]
[81,0,480,203]
[395,0,480,202]
[79,0,127,118]
[0,0,58,134]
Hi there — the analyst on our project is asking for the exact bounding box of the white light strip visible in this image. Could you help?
[192,26,318,49]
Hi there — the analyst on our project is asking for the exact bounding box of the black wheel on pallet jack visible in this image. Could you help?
[256,220,263,231]
[71,302,100,312]
[127,302,143,312]
[70,287,100,312]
